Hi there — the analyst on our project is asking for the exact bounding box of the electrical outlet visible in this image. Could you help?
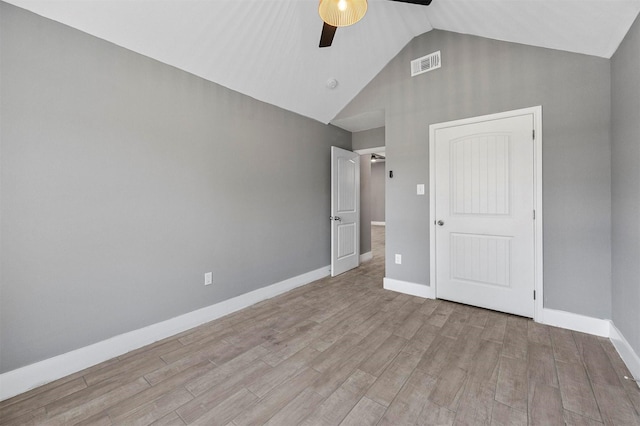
[395,254,402,264]
[204,272,213,286]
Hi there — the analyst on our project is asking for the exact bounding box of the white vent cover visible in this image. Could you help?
[411,51,441,77]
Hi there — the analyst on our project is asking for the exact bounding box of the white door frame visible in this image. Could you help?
[429,106,543,322]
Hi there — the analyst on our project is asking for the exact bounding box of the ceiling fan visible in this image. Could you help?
[319,0,433,48]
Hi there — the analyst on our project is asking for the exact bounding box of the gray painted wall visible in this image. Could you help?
[0,3,351,373]
[611,14,640,355]
[336,30,612,319]
[359,156,372,255]
[371,162,386,222]
[353,127,385,151]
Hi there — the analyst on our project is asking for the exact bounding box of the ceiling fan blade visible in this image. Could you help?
[388,0,432,5]
[319,22,337,48]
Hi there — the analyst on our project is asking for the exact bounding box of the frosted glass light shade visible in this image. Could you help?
[319,0,368,27]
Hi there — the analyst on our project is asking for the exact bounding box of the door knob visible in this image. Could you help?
[437,220,444,226]
[330,216,342,221]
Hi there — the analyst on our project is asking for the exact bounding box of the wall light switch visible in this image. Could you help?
[417,184,425,195]
[204,272,213,286]
[395,254,402,264]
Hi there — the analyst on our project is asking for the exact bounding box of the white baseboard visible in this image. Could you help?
[360,252,373,262]
[371,221,386,226]
[609,322,640,389]
[0,265,330,402]
[383,277,435,299]
[540,308,611,337]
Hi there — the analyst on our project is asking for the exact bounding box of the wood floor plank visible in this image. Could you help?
[301,369,376,426]
[339,397,386,426]
[495,355,528,412]
[359,334,407,377]
[150,412,187,425]
[480,313,507,344]
[580,337,622,387]
[392,309,426,339]
[555,361,602,422]
[426,302,455,328]
[113,387,193,425]
[417,298,440,317]
[0,358,119,411]
[183,346,269,397]
[528,321,553,346]
[189,388,257,425]
[118,339,184,363]
[453,379,496,426]
[503,316,529,360]
[591,382,640,425]
[263,389,324,426]
[467,340,502,383]
[247,346,319,397]
[549,326,582,364]
[159,338,236,366]
[416,400,456,426]
[439,308,471,339]
[366,351,422,407]
[402,324,438,356]
[415,334,458,375]
[378,369,437,426]
[44,377,150,425]
[0,377,87,423]
[177,361,271,423]
[490,400,527,426]
[232,368,320,426]
[83,354,166,387]
[74,411,113,426]
[259,320,321,366]
[599,339,640,413]
[144,354,207,387]
[528,342,559,388]
[311,332,365,373]
[529,383,564,426]
[428,366,467,409]
[563,410,605,426]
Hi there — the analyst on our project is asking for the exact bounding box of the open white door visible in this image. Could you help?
[331,146,360,277]
[431,112,537,318]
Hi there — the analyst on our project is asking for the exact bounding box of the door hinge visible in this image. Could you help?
[534,290,536,300]
[533,210,536,220]
[532,129,535,140]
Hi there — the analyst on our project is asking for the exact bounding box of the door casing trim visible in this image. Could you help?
[428,106,543,322]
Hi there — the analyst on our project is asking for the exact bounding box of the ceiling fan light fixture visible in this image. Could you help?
[319,0,368,27]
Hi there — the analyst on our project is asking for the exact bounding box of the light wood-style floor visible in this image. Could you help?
[2,226,640,425]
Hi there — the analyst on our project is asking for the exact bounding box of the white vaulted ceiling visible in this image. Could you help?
[4,0,640,127]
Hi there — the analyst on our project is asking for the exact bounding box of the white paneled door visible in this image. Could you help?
[433,114,536,317]
[331,146,360,277]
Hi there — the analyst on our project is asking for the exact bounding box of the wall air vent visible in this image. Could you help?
[411,50,441,77]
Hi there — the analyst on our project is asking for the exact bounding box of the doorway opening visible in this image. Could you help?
[355,147,386,269]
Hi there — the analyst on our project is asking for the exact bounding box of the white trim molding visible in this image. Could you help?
[541,308,611,337]
[429,106,544,321]
[371,221,386,226]
[610,322,640,389]
[383,277,435,299]
[360,252,373,262]
[0,265,330,402]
